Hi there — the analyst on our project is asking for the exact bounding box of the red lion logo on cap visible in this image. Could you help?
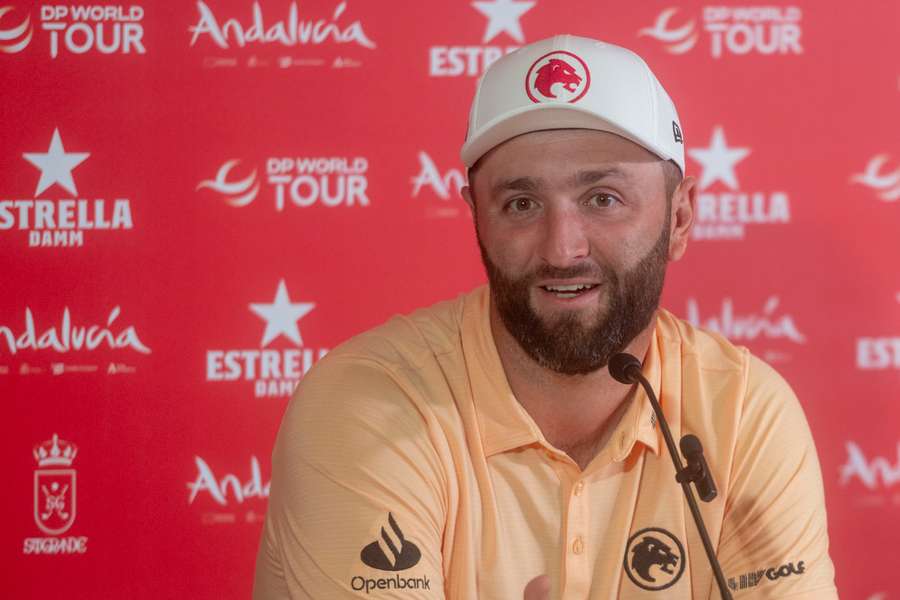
[533,58,582,99]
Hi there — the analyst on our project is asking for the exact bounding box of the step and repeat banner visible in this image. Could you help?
[2,0,898,598]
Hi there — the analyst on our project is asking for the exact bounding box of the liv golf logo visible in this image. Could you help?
[688,125,790,240]
[205,279,328,397]
[23,434,89,555]
[1,128,135,248]
[197,156,370,211]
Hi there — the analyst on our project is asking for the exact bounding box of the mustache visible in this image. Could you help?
[524,263,611,284]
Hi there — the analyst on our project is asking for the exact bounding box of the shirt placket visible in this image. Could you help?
[544,449,595,600]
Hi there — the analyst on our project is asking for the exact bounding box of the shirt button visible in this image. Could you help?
[572,536,584,555]
[573,481,584,496]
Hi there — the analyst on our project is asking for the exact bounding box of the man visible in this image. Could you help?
[254,35,838,599]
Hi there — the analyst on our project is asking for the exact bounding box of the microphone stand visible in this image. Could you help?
[616,355,733,600]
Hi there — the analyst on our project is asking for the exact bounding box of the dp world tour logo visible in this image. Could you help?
[638,8,698,54]
[361,513,421,571]
[850,154,900,202]
[0,5,33,53]
[196,159,259,206]
[623,527,686,591]
[525,50,589,103]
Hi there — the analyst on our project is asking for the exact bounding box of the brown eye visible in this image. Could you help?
[507,197,535,212]
[587,193,618,208]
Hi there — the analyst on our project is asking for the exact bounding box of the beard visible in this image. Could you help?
[478,218,670,376]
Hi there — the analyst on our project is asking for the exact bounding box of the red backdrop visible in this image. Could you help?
[3,1,898,598]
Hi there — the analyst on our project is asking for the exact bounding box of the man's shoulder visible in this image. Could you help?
[657,307,748,372]
[328,289,473,371]
[657,307,791,393]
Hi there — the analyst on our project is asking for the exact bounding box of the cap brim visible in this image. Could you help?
[460,103,674,170]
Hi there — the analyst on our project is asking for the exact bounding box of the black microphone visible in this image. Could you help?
[609,352,732,600]
[608,352,643,385]
[678,434,718,502]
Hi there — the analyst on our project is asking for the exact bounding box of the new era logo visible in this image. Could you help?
[360,513,421,571]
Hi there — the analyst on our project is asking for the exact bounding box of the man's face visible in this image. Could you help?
[464,129,680,375]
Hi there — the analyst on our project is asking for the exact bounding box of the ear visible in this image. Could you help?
[668,175,697,261]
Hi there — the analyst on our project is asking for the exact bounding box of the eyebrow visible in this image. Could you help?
[490,168,630,197]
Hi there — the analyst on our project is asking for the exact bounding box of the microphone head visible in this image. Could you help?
[680,434,703,458]
[609,353,642,384]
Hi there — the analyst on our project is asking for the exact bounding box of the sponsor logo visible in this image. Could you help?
[2,128,135,248]
[0,306,150,355]
[196,159,259,206]
[1,304,148,376]
[198,156,369,211]
[851,154,900,202]
[429,0,535,77]
[525,50,589,103]
[857,337,900,369]
[361,513,421,571]
[623,527,685,591]
[856,295,900,370]
[0,5,33,52]
[728,569,765,591]
[189,1,374,69]
[688,125,790,240]
[205,279,327,398]
[352,513,430,593]
[409,151,466,219]
[1,4,147,58]
[672,121,683,144]
[23,434,89,555]
[187,455,269,524]
[639,6,802,58]
[841,442,900,490]
[728,561,805,591]
[686,295,804,341]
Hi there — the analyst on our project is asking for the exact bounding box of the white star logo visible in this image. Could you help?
[687,126,751,191]
[22,128,90,197]
[249,279,315,347]
[472,0,535,44]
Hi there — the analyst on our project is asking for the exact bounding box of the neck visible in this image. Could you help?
[489,300,656,468]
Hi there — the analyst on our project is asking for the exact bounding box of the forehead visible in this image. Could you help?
[473,129,663,193]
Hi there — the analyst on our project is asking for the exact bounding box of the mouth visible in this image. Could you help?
[538,283,599,300]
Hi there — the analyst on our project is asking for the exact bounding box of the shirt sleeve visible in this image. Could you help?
[253,353,448,599]
[715,355,838,599]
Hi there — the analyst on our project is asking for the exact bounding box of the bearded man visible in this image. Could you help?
[254,35,838,600]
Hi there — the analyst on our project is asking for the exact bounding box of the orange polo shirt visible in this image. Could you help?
[254,286,837,599]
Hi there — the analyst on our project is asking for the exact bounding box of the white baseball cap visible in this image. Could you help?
[460,35,685,173]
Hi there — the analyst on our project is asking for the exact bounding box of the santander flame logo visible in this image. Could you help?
[0,5,32,53]
[850,154,900,202]
[526,51,589,104]
[196,160,259,207]
[638,8,698,54]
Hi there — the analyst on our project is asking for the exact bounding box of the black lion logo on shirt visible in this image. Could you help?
[630,535,679,582]
[623,527,686,591]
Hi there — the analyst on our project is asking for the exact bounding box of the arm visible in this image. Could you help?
[254,355,448,599]
[716,356,838,599]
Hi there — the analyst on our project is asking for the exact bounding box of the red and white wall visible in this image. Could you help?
[2,1,898,597]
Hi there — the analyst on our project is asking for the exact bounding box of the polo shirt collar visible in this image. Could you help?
[462,286,664,460]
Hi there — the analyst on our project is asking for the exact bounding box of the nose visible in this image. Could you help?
[538,207,590,267]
